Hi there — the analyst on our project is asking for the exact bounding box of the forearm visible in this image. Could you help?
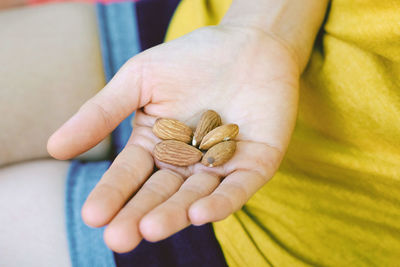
[0,3,109,165]
[221,0,329,71]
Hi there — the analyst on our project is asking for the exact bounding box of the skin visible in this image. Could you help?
[0,0,328,263]
[0,0,26,10]
[0,3,110,166]
[0,4,107,265]
[48,0,328,253]
[0,160,71,267]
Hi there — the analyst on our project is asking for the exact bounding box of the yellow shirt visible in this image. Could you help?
[166,1,400,266]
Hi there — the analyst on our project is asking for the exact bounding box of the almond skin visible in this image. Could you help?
[199,124,239,150]
[192,110,222,147]
[152,118,193,144]
[201,141,236,167]
[154,140,203,166]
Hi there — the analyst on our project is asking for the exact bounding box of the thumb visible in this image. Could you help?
[47,55,150,160]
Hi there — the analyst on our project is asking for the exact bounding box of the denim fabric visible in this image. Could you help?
[66,161,114,267]
[96,1,140,154]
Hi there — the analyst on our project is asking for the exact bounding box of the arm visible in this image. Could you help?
[48,0,329,253]
[222,0,329,71]
[0,3,110,166]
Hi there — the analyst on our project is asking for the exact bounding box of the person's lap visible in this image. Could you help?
[0,160,71,266]
[0,3,109,266]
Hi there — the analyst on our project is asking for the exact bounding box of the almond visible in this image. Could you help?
[201,141,236,167]
[192,110,222,147]
[152,118,193,144]
[199,124,239,150]
[153,140,202,167]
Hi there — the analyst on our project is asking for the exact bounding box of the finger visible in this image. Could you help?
[47,55,151,160]
[188,170,268,225]
[188,142,283,225]
[139,172,220,242]
[81,144,153,227]
[128,110,160,153]
[104,170,184,253]
[130,109,158,128]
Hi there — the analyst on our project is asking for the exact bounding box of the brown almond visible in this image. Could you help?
[154,140,202,167]
[192,110,222,147]
[152,118,193,143]
[199,124,239,150]
[201,141,236,167]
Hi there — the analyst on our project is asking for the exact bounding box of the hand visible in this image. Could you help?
[48,25,300,253]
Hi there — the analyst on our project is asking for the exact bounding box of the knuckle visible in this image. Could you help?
[141,182,171,200]
[213,191,235,214]
[88,100,114,132]
[181,185,207,197]
[98,182,126,202]
[125,144,154,165]
[113,158,136,176]
[225,181,249,207]
[158,169,184,183]
[255,145,283,180]
[109,162,143,189]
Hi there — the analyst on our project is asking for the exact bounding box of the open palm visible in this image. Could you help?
[48,25,300,253]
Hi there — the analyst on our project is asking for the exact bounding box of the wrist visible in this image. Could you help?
[220,0,329,71]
